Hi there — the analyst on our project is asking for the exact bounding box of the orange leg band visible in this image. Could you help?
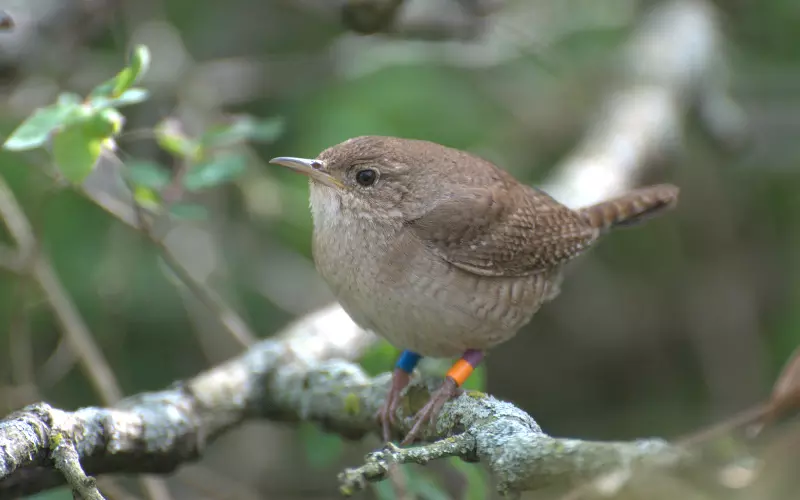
[446,359,475,387]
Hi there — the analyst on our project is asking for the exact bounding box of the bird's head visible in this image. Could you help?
[269,135,502,225]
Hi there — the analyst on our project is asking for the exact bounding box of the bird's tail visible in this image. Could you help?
[577,184,679,232]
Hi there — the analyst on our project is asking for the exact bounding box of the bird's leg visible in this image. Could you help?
[378,350,421,442]
[401,349,484,446]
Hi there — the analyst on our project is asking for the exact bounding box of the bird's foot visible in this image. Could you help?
[400,376,462,446]
[377,368,412,443]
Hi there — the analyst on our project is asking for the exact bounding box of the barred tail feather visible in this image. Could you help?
[578,184,679,232]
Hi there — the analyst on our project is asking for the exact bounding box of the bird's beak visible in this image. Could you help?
[268,157,345,189]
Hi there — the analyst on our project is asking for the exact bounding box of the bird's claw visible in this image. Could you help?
[400,377,460,446]
[381,441,402,454]
[377,372,463,446]
[376,368,411,443]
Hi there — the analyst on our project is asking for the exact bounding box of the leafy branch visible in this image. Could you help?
[0,42,287,500]
[4,44,283,222]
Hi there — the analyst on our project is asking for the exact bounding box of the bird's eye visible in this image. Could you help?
[355,168,378,187]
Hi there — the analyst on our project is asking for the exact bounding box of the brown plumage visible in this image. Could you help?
[270,135,679,444]
[577,184,679,232]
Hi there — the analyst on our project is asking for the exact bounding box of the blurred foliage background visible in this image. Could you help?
[0,0,799,498]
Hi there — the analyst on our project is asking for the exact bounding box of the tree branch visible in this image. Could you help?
[542,0,745,207]
[337,404,687,497]
[0,304,370,498]
[0,311,688,498]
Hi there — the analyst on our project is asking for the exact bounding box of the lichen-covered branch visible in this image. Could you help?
[50,433,105,500]
[335,391,687,496]
[0,304,369,498]
[0,311,687,498]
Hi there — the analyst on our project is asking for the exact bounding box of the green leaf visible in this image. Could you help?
[111,88,149,107]
[89,45,151,99]
[358,340,400,376]
[89,77,119,99]
[183,154,247,191]
[133,185,161,210]
[299,422,344,468]
[201,116,284,148]
[3,102,79,151]
[90,88,150,110]
[112,45,151,96]
[155,119,200,160]
[52,125,103,183]
[169,203,208,220]
[112,68,135,97]
[127,161,171,189]
[129,45,151,83]
[57,92,82,107]
[82,108,124,138]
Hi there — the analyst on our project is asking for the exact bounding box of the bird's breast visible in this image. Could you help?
[309,192,560,357]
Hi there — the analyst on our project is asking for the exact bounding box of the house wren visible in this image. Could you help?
[270,136,679,444]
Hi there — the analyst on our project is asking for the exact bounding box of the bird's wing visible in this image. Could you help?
[406,182,599,277]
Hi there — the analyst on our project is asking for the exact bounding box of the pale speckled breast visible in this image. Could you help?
[310,189,562,358]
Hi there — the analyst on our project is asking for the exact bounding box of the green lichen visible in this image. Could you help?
[465,390,488,399]
[49,431,64,448]
[344,393,361,416]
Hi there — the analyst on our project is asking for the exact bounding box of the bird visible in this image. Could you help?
[269,135,679,445]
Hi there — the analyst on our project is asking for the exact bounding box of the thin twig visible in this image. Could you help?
[96,478,140,500]
[51,434,106,500]
[160,159,191,207]
[0,178,35,261]
[37,338,79,390]
[139,476,172,500]
[8,279,35,390]
[676,403,768,447]
[340,438,474,495]
[79,154,256,348]
[0,177,122,403]
[387,463,414,500]
[155,242,256,348]
[0,176,175,500]
[31,257,123,403]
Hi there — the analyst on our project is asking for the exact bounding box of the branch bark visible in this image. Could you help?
[0,307,688,498]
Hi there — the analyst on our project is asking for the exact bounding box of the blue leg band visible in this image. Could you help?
[395,350,422,373]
